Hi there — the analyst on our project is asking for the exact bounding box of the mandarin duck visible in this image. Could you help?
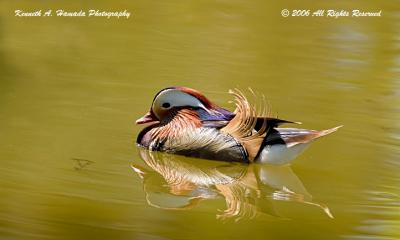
[136,87,341,164]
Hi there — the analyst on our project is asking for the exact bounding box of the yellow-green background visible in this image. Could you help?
[0,1,399,239]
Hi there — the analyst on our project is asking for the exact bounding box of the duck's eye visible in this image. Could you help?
[162,102,171,108]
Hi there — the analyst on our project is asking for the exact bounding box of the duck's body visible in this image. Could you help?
[138,115,247,162]
[136,87,341,164]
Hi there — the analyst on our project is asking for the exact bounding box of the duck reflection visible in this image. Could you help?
[132,148,333,221]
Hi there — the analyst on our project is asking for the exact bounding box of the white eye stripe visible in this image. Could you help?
[152,89,205,119]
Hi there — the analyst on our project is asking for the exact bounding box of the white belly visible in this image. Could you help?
[257,143,311,165]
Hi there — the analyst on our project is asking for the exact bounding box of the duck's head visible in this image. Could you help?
[136,87,234,125]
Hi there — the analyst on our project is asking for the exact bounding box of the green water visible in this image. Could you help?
[1,1,399,239]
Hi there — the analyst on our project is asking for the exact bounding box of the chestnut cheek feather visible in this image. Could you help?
[149,109,202,141]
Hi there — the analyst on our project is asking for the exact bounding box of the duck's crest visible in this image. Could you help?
[221,88,273,162]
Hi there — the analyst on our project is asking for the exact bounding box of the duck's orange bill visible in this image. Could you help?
[136,111,158,124]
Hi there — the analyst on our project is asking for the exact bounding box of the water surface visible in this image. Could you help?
[0,1,399,239]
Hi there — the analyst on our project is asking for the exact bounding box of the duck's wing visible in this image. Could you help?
[202,120,231,128]
[220,89,272,162]
[269,126,342,148]
[202,117,298,129]
[256,126,342,165]
[256,117,300,129]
